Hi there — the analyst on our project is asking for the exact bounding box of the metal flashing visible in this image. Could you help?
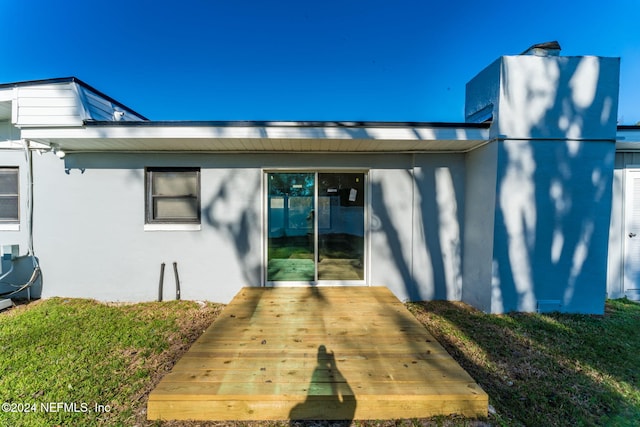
[83,120,491,129]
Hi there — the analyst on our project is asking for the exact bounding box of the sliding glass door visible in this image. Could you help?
[266,171,366,284]
[267,173,316,281]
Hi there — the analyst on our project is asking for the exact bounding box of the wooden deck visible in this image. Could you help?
[147,286,488,421]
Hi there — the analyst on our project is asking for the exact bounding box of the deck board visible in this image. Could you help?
[147,286,488,421]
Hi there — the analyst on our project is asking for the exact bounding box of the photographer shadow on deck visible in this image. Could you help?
[289,345,357,425]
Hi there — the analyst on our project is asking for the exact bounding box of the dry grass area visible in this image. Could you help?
[131,301,225,423]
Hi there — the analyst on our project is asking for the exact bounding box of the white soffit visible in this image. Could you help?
[21,122,491,153]
[616,127,640,151]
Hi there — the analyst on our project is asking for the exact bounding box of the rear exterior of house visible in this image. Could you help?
[1,50,639,314]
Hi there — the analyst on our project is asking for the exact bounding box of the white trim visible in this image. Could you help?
[314,171,319,282]
[11,88,18,124]
[267,281,367,288]
[144,223,201,232]
[20,125,490,153]
[0,141,25,149]
[22,124,490,141]
[0,90,13,102]
[365,170,372,285]
[623,167,640,296]
[71,83,92,122]
[0,223,20,231]
[259,171,265,287]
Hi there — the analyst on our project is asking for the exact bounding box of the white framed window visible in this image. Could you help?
[145,167,200,229]
[0,167,19,228]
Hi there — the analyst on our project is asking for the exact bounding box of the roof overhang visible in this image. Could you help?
[21,121,491,153]
[616,126,640,151]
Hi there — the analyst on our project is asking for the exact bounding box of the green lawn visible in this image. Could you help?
[0,297,638,426]
[0,298,222,427]
[408,299,640,427]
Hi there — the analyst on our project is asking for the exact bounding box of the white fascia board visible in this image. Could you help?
[614,128,640,151]
[0,89,13,102]
[0,140,24,149]
[617,128,640,143]
[22,124,489,143]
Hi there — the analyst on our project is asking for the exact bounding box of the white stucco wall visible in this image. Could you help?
[0,148,42,299]
[465,54,619,314]
[461,142,497,312]
[0,149,31,251]
[34,153,262,303]
[32,152,466,303]
[412,154,465,301]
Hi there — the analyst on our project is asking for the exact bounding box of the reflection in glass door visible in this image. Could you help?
[266,171,365,283]
[267,173,315,281]
[317,173,364,280]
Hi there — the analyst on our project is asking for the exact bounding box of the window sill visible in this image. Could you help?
[0,224,20,231]
[144,223,201,232]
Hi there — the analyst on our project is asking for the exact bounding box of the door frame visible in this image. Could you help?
[262,168,370,287]
[623,167,640,299]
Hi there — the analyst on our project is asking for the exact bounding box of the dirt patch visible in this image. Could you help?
[0,298,43,317]
[130,301,224,425]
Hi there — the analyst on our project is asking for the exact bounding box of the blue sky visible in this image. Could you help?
[1,0,639,124]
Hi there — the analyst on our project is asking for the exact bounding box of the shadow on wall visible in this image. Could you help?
[371,179,416,299]
[371,158,465,303]
[202,169,262,285]
[411,161,464,301]
[492,56,617,313]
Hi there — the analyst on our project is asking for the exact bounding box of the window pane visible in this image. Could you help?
[267,172,315,281]
[318,196,332,229]
[317,172,365,280]
[154,198,198,220]
[146,168,200,224]
[0,169,18,196]
[287,196,313,229]
[0,196,18,221]
[152,172,197,196]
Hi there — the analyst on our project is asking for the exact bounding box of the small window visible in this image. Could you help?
[0,168,19,223]
[146,168,200,224]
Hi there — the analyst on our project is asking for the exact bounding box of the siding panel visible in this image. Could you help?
[80,86,143,122]
[16,84,83,127]
[82,89,118,121]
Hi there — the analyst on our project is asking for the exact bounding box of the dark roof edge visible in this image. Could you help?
[84,120,491,129]
[618,125,640,130]
[0,77,149,121]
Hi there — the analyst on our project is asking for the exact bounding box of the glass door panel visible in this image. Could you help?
[317,173,365,280]
[267,173,315,281]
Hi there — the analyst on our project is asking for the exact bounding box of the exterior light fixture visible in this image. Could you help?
[50,144,66,159]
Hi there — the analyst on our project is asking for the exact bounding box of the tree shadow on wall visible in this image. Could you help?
[202,169,262,285]
[492,56,617,313]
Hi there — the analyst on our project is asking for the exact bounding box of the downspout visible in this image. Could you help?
[21,139,41,299]
[23,139,35,256]
[410,153,416,290]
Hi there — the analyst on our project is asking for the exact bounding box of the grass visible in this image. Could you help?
[0,298,223,427]
[407,299,640,427]
[0,297,638,426]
